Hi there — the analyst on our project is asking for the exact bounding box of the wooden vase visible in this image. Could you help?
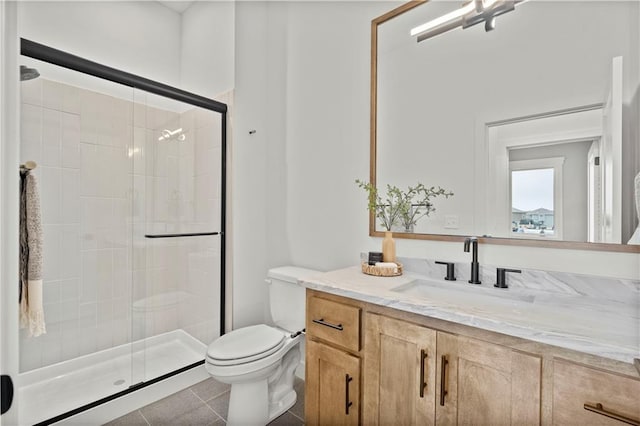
[382,231,396,263]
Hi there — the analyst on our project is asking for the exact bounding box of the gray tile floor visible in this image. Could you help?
[105,377,305,426]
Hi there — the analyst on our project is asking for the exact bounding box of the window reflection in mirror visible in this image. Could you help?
[489,105,618,243]
[510,167,556,239]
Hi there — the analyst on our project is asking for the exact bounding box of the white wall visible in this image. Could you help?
[232,1,269,328]
[180,1,235,97]
[19,1,236,97]
[18,1,182,87]
[283,1,394,269]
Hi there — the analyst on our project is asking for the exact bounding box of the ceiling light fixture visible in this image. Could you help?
[410,0,525,43]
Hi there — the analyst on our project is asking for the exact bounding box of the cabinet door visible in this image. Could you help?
[363,313,437,426]
[306,340,360,426]
[436,332,541,426]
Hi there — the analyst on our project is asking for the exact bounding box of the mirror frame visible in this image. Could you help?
[370,0,640,253]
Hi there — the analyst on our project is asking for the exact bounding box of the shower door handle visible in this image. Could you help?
[145,231,219,239]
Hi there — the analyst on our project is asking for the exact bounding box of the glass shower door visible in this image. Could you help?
[130,89,223,385]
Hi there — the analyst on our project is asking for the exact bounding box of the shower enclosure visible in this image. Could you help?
[3,39,227,425]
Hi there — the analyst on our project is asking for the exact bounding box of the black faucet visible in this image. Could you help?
[463,237,481,284]
[435,261,456,281]
[494,268,522,288]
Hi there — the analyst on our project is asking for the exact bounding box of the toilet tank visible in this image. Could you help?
[267,266,320,332]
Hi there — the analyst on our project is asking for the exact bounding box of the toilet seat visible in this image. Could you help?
[207,324,286,366]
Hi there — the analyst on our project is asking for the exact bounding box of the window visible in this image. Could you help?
[509,158,564,239]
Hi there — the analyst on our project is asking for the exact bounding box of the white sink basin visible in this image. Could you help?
[390,279,534,311]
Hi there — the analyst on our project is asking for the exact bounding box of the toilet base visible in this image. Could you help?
[226,380,297,426]
[268,389,296,422]
[227,379,268,426]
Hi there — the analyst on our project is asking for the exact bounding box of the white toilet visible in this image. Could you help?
[205,266,319,426]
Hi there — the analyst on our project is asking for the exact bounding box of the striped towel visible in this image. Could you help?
[19,171,46,337]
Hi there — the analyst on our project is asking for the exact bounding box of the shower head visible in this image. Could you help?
[20,65,40,81]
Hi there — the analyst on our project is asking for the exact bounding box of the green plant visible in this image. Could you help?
[355,179,403,231]
[397,183,453,232]
[356,179,453,232]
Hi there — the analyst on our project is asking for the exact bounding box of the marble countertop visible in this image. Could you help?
[300,266,640,365]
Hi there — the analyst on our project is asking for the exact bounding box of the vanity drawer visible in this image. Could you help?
[553,359,640,425]
[307,295,360,352]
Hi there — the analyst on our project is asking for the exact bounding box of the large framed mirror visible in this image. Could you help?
[371,0,640,252]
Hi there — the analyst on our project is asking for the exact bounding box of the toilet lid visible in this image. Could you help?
[207,324,286,364]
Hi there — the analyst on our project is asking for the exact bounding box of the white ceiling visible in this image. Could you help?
[157,1,194,14]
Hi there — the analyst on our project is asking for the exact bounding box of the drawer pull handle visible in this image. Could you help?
[312,318,343,331]
[584,403,640,425]
[419,349,428,398]
[439,355,449,406]
[345,374,353,415]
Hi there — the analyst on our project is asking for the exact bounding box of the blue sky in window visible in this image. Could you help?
[512,168,554,211]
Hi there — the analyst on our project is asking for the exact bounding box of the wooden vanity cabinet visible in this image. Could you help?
[307,289,640,425]
[363,312,541,426]
[305,293,362,426]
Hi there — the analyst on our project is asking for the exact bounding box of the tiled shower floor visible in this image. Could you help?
[104,376,305,425]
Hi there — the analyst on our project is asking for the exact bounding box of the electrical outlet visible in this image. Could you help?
[444,215,459,229]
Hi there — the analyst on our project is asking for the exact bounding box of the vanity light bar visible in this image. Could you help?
[409,1,476,38]
[411,0,524,43]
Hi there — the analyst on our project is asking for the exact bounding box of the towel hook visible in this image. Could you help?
[20,161,37,171]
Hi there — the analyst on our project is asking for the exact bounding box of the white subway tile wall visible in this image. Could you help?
[19,77,223,372]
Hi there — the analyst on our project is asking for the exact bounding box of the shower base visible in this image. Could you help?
[18,329,208,425]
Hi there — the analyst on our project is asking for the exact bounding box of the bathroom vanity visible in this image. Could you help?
[302,266,640,425]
